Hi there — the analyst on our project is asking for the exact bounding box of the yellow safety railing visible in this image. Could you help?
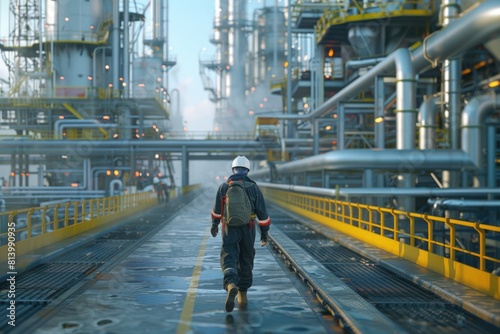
[315,0,434,43]
[180,183,201,195]
[262,187,500,299]
[0,192,157,263]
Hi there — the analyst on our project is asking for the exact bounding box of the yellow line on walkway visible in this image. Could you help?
[176,228,210,334]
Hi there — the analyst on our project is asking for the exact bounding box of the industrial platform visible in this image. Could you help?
[3,189,500,334]
[21,190,339,334]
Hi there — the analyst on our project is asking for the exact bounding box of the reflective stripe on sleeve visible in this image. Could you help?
[257,217,270,226]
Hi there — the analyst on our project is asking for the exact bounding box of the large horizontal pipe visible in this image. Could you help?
[250,148,476,179]
[273,149,476,174]
[0,139,268,155]
[412,0,500,73]
[428,198,500,210]
[259,182,500,199]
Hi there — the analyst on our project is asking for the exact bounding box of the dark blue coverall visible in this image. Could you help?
[211,173,271,292]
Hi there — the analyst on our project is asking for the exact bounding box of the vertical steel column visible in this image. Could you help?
[487,124,497,189]
[24,154,29,186]
[38,165,44,187]
[18,154,23,187]
[337,103,345,150]
[123,0,130,98]
[313,118,319,155]
[112,0,120,92]
[165,0,169,90]
[441,0,462,192]
[364,169,374,206]
[273,0,278,71]
[286,0,293,140]
[310,56,319,110]
[394,48,416,213]
[487,124,498,246]
[317,46,325,106]
[130,146,136,192]
[182,145,189,187]
[374,76,385,149]
[10,154,16,187]
[394,49,416,150]
[375,77,386,203]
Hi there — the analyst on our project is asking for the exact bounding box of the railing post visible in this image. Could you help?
[27,209,33,238]
[449,223,456,261]
[474,222,486,271]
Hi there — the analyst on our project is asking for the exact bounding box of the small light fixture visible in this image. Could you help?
[488,80,500,88]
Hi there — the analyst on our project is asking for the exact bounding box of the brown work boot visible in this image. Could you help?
[225,283,238,312]
[238,290,248,307]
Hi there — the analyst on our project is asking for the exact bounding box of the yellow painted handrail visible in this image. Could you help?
[262,187,500,299]
[314,0,434,43]
[0,192,156,247]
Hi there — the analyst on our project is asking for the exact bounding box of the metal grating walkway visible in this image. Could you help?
[0,206,173,333]
[273,211,500,334]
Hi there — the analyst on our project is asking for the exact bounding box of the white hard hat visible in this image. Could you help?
[153,177,159,183]
[232,156,250,171]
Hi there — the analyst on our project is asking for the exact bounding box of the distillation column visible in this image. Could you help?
[213,0,250,131]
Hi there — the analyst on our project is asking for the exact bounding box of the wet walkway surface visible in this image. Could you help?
[34,190,337,333]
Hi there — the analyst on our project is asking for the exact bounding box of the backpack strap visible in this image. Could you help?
[221,194,226,233]
[220,180,232,235]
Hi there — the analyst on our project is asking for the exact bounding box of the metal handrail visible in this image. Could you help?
[315,0,434,42]
[0,192,156,245]
[263,186,500,276]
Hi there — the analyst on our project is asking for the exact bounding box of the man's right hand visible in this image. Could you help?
[211,223,218,238]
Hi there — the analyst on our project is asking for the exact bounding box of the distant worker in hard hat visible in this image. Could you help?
[160,179,169,205]
[210,155,271,312]
[153,177,164,204]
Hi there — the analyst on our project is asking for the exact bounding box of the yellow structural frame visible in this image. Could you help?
[262,187,500,300]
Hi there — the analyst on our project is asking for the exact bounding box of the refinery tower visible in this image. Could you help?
[0,0,175,207]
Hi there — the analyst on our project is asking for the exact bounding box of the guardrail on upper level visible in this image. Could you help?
[315,0,433,43]
[260,183,500,299]
[0,191,157,265]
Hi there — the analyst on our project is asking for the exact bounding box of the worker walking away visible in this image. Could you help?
[210,156,271,312]
[153,177,164,204]
[160,180,169,205]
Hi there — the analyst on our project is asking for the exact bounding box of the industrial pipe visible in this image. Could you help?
[461,92,500,168]
[259,182,500,199]
[275,149,475,174]
[428,198,500,210]
[418,95,441,150]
